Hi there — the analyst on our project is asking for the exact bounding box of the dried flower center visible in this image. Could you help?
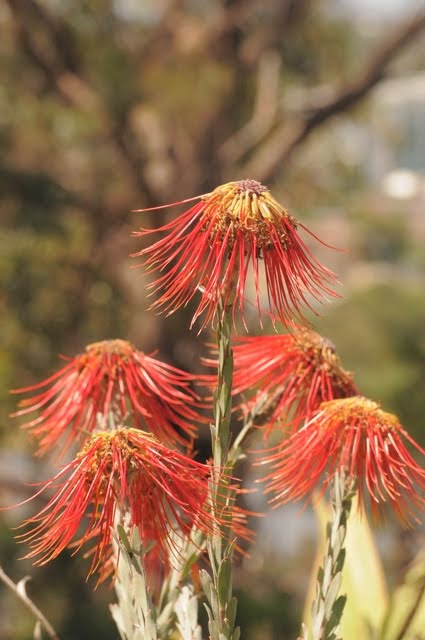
[297,331,352,387]
[77,339,138,378]
[85,339,135,358]
[234,179,268,195]
[201,180,297,252]
[78,428,157,491]
[323,396,400,431]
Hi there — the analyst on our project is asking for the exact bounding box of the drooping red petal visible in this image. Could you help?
[132,180,340,332]
[11,340,204,456]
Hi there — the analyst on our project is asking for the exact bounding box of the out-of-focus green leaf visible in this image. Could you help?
[380,548,425,640]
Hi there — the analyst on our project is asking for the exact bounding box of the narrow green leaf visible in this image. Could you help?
[312,601,325,637]
[333,527,346,558]
[324,574,343,619]
[219,384,228,415]
[232,627,241,640]
[204,603,213,623]
[200,569,213,605]
[226,596,238,629]
[140,540,156,556]
[334,548,346,574]
[381,548,425,640]
[116,524,132,554]
[208,584,219,618]
[223,357,234,385]
[208,617,220,640]
[327,594,347,630]
[218,557,232,606]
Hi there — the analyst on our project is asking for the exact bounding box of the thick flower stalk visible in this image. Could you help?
[205,330,357,434]
[111,525,159,640]
[17,427,237,583]
[202,303,241,640]
[132,179,339,331]
[259,396,425,526]
[11,339,203,455]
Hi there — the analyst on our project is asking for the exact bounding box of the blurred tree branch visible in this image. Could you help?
[6,0,424,202]
[5,0,157,204]
[2,0,425,365]
[240,11,425,182]
[218,50,282,165]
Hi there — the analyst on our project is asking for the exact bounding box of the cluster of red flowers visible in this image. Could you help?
[204,327,425,525]
[8,179,425,586]
[10,340,231,580]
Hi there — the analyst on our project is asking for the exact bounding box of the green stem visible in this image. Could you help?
[203,320,284,640]
[203,302,240,640]
[212,303,233,470]
[310,468,356,640]
[228,388,282,467]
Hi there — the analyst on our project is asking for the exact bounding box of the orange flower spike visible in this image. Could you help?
[259,396,425,527]
[11,339,203,456]
[18,428,241,581]
[132,180,340,331]
[231,330,358,433]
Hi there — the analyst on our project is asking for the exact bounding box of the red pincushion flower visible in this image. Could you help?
[259,396,425,526]
[11,339,203,456]
[230,330,358,433]
[18,428,245,581]
[132,180,339,331]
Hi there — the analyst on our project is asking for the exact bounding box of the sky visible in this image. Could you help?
[342,0,423,20]
[112,0,423,24]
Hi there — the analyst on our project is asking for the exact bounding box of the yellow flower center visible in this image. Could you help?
[201,180,297,252]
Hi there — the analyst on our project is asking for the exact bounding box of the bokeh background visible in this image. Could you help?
[1,1,425,638]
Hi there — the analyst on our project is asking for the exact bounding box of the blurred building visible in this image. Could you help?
[371,73,425,238]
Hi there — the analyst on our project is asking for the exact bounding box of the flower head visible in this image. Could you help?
[259,396,425,526]
[132,180,339,331]
[18,427,243,581]
[231,330,358,433]
[11,339,202,456]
